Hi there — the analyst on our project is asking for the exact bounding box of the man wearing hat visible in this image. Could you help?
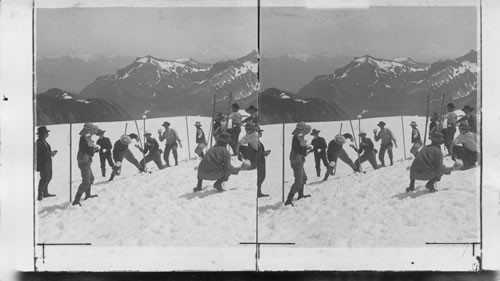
[73,122,100,206]
[323,133,360,181]
[136,132,165,170]
[227,103,243,155]
[374,121,397,166]
[310,129,329,177]
[96,129,114,177]
[158,121,182,167]
[212,113,226,141]
[108,134,144,181]
[450,122,479,170]
[458,105,476,133]
[442,103,458,154]
[351,131,378,171]
[194,121,207,158]
[429,112,442,138]
[36,126,57,201]
[242,105,259,126]
[407,132,449,192]
[409,121,422,157]
[285,122,314,206]
[194,132,245,193]
[235,123,270,197]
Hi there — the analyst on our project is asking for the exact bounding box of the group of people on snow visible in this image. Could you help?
[35,101,479,207]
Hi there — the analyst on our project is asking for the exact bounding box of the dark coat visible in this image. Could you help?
[356,138,375,155]
[97,137,113,152]
[198,145,235,180]
[36,138,52,172]
[113,139,129,160]
[143,138,160,155]
[311,137,327,153]
[327,139,343,160]
[410,144,444,180]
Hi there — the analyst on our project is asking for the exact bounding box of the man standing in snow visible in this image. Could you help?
[450,122,479,170]
[159,121,182,167]
[310,129,329,177]
[285,122,313,206]
[323,133,360,181]
[194,132,245,193]
[194,121,207,158]
[406,132,449,192]
[73,122,100,206]
[236,123,270,197]
[429,112,441,138]
[136,132,165,170]
[109,133,144,181]
[409,121,422,157]
[227,103,242,155]
[351,131,378,171]
[373,121,398,166]
[458,105,476,133]
[442,103,458,155]
[36,126,57,201]
[212,113,225,142]
[96,129,114,177]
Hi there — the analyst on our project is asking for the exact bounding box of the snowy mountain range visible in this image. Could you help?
[79,51,259,118]
[36,88,130,125]
[297,50,478,117]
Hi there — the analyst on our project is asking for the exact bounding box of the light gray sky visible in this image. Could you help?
[36,7,258,62]
[261,6,478,62]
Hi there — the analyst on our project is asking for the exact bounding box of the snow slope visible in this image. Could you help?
[36,115,479,248]
[257,116,479,247]
[37,116,257,246]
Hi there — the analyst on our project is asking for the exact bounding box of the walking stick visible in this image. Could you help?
[134,120,146,171]
[185,115,191,159]
[69,122,72,202]
[349,119,362,172]
[124,122,128,134]
[333,122,343,175]
[423,93,431,147]
[401,115,407,159]
[439,92,446,131]
[282,122,285,203]
[208,95,216,148]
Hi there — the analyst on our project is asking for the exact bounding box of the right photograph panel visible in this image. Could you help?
[256,2,480,257]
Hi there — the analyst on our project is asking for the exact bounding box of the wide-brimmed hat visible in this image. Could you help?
[377,121,386,127]
[245,122,257,131]
[334,134,346,145]
[129,133,139,140]
[458,121,471,130]
[358,131,367,136]
[429,132,444,143]
[144,131,152,137]
[97,129,106,135]
[162,121,171,127]
[410,121,417,127]
[231,103,240,109]
[194,121,202,127]
[291,121,312,136]
[79,122,99,136]
[216,132,232,144]
[120,135,132,145]
[462,105,473,112]
[37,126,50,135]
[246,105,258,112]
[310,129,320,136]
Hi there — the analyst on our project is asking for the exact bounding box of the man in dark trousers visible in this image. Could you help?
[236,123,270,198]
[450,122,479,170]
[406,132,449,192]
[351,131,378,171]
[109,133,144,181]
[227,103,242,155]
[310,129,329,177]
[36,126,57,201]
[409,121,422,157]
[136,132,166,170]
[194,121,207,158]
[159,121,182,167]
[194,132,245,192]
[374,121,398,166]
[96,129,114,177]
[442,103,458,155]
[323,133,360,181]
[458,105,476,133]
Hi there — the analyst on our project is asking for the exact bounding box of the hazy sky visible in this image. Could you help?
[262,6,477,62]
[37,6,477,62]
[36,7,258,62]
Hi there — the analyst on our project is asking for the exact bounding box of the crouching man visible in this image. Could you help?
[194,132,245,192]
[406,132,451,192]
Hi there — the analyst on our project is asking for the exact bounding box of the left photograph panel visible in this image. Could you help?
[34,3,259,268]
